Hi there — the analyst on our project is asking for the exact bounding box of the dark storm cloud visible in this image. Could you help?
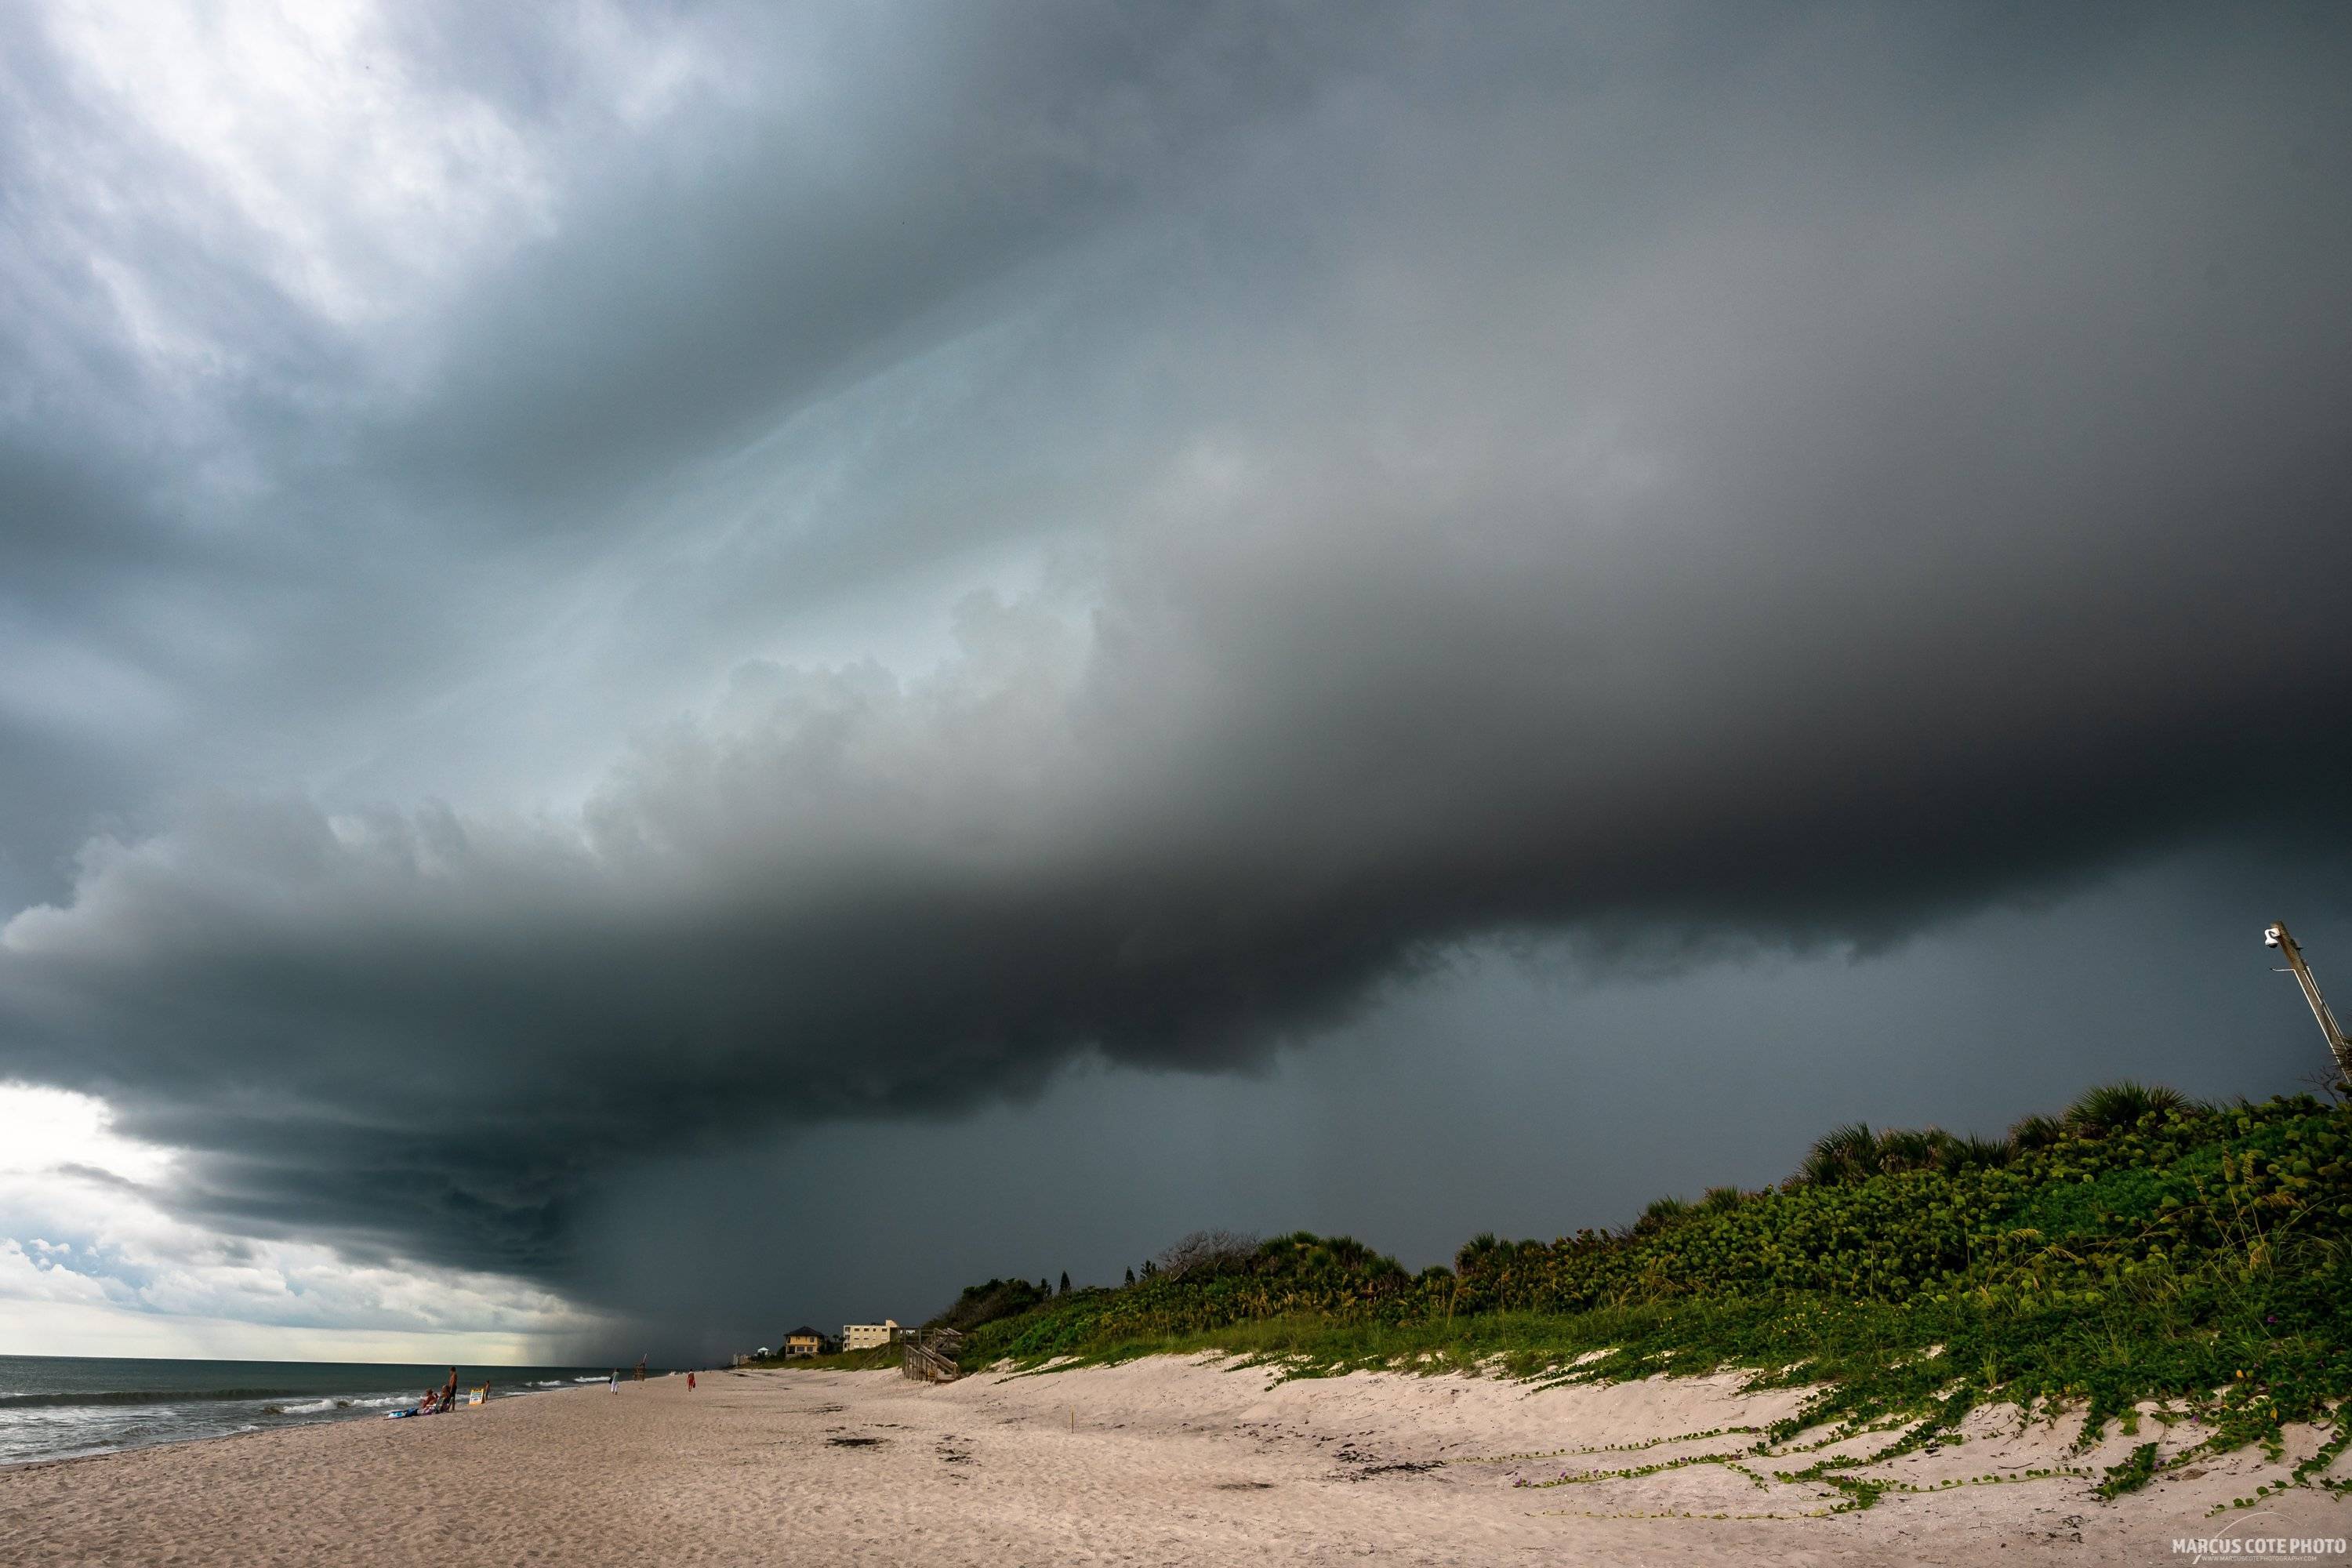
[4,2,2352,1294]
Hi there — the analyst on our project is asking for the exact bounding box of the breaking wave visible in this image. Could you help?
[0,1388,299,1409]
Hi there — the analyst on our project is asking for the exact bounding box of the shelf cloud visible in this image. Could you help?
[3,1,2350,1324]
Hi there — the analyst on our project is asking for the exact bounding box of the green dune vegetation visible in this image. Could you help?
[933,1083,2352,1508]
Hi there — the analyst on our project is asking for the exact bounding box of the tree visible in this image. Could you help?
[1124,1266,1135,1287]
[1059,1272,1071,1295]
[1155,1229,1259,1281]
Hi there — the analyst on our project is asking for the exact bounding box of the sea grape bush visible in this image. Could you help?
[1455,1094,2352,1314]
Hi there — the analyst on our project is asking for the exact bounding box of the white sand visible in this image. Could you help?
[5,1357,2347,1565]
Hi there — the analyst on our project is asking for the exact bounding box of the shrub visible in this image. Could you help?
[1156,1229,1261,1281]
[1638,1196,1693,1232]
[1941,1134,2013,1174]
[2008,1112,2064,1151]
[1803,1123,1880,1185]
[2066,1080,2194,1137]
[929,1276,1050,1332]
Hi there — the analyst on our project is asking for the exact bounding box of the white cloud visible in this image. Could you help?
[0,1083,604,1358]
[0,1081,169,1183]
[42,0,554,329]
[0,1237,110,1304]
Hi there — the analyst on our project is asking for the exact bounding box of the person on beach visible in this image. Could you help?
[442,1367,459,1411]
[687,1372,696,1392]
[608,1370,618,1392]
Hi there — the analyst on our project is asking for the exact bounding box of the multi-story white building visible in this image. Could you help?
[841,1319,900,1351]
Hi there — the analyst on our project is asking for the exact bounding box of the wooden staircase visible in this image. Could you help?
[899,1327,963,1382]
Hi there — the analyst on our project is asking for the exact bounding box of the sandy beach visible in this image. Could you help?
[5,1358,2347,1565]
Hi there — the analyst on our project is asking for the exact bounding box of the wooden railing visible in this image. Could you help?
[899,1327,962,1382]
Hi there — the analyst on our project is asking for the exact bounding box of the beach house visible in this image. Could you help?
[841,1319,900,1351]
[782,1327,837,1358]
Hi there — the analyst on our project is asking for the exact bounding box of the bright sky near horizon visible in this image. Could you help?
[0,1084,592,1362]
[3,0,2350,1362]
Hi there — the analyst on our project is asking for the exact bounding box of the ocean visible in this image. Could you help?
[0,1354,645,1466]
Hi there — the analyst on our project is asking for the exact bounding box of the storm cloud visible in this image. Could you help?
[4,2,2351,1328]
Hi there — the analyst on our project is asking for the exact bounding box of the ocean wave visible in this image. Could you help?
[533,1380,562,1387]
[0,1388,300,1409]
[350,1394,413,1409]
[573,1376,608,1383]
[265,1399,341,1415]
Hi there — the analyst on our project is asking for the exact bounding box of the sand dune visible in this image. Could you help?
[5,1358,2347,1565]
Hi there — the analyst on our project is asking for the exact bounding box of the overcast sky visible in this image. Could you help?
[3,0,2350,1364]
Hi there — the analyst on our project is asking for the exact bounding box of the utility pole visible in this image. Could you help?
[2266,923,2352,1084]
